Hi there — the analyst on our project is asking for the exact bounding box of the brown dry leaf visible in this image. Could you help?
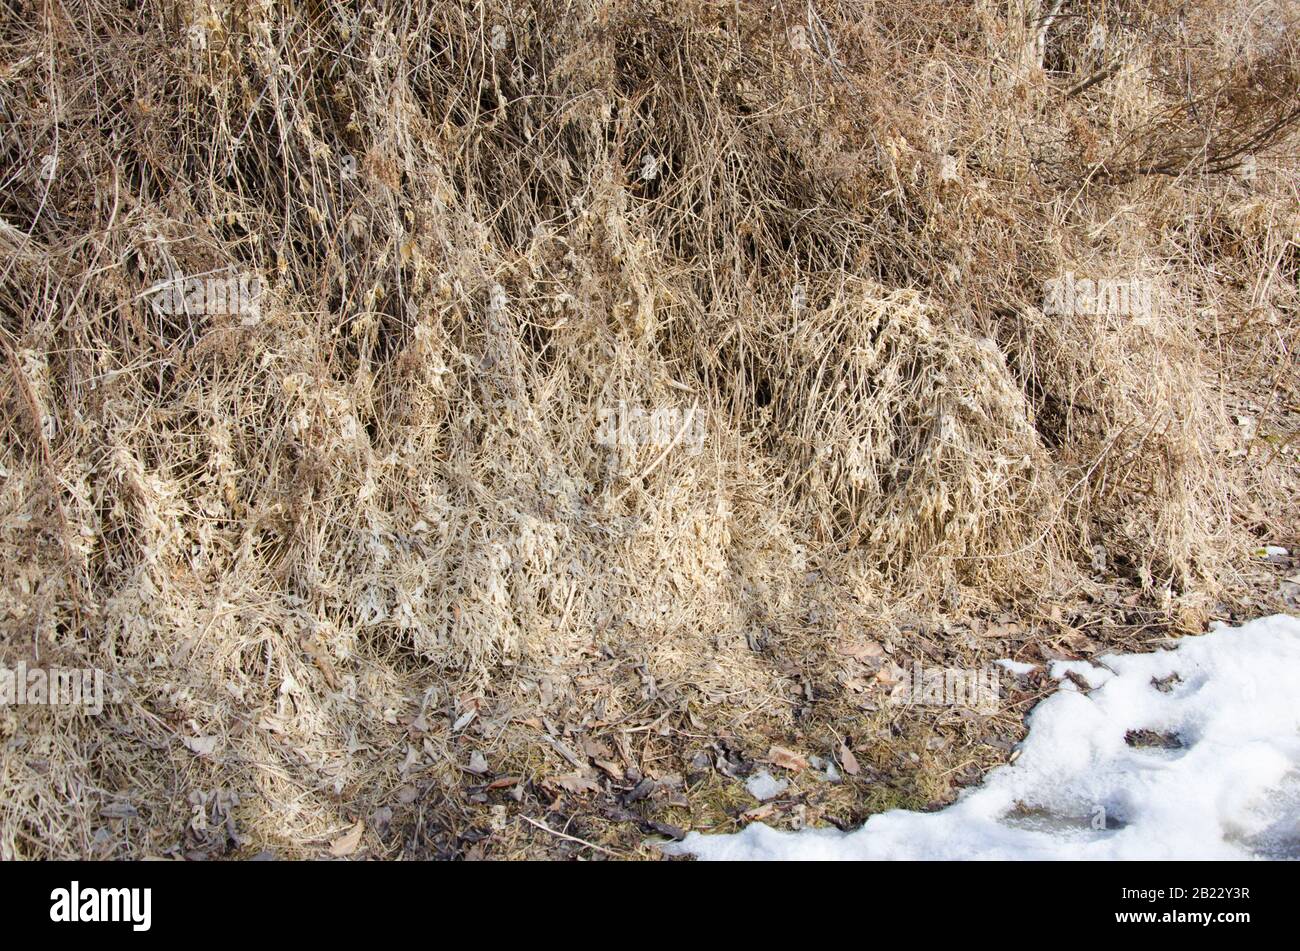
[546,773,601,795]
[839,743,860,776]
[767,745,808,772]
[836,638,885,661]
[301,638,339,689]
[328,820,365,857]
[257,715,288,734]
[1058,628,1099,653]
[875,663,905,686]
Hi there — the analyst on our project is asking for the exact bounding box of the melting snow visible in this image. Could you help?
[745,770,789,802]
[670,615,1300,860]
[996,658,1039,676]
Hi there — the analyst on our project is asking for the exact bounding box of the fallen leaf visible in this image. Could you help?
[839,743,860,776]
[182,735,218,757]
[624,777,656,803]
[546,773,601,795]
[875,663,905,686]
[1058,629,1099,653]
[837,639,885,661]
[328,820,365,857]
[302,639,339,689]
[257,715,288,734]
[767,745,808,772]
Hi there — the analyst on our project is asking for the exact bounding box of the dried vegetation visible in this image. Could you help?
[1,0,1297,858]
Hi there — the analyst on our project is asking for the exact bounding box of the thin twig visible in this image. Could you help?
[519,814,625,858]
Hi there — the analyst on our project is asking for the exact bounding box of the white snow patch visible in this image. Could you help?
[670,615,1300,860]
[745,769,789,802]
[996,659,1038,676]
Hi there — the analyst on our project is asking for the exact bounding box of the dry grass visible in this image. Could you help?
[1,0,1297,859]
